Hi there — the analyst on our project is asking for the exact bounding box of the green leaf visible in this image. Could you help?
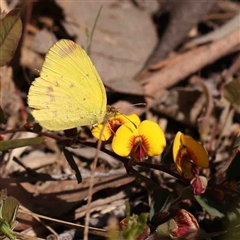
[0,190,19,240]
[119,202,149,240]
[125,201,131,219]
[63,148,82,184]
[0,137,45,152]
[1,197,19,230]
[149,188,170,222]
[224,75,240,105]
[154,219,176,240]
[0,8,22,66]
[194,190,226,218]
[0,220,15,240]
[226,147,240,182]
[121,213,148,240]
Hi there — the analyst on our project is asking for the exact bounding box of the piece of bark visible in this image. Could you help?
[218,0,240,13]
[105,77,144,95]
[0,170,134,219]
[184,13,240,49]
[112,28,240,116]
[145,0,218,67]
[56,0,157,89]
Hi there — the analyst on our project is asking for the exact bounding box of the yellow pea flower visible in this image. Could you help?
[173,131,209,179]
[91,113,140,141]
[112,120,166,162]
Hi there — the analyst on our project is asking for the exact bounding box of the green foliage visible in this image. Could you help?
[0,137,45,152]
[154,219,176,240]
[194,190,226,218]
[0,189,19,240]
[121,202,148,240]
[121,213,148,240]
[0,8,22,66]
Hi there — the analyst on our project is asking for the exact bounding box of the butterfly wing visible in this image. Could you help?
[28,40,107,130]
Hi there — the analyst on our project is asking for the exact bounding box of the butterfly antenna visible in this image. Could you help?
[84,123,105,240]
[115,103,146,113]
[115,103,146,129]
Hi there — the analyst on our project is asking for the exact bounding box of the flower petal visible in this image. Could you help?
[122,113,141,126]
[171,209,200,240]
[112,122,138,157]
[181,158,194,179]
[173,131,183,165]
[190,175,208,195]
[138,120,166,156]
[181,134,209,168]
[91,114,140,141]
[91,123,112,141]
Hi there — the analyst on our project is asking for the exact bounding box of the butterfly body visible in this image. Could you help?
[28,40,107,131]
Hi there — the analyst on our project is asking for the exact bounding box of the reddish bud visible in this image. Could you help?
[190,175,208,195]
[170,209,200,240]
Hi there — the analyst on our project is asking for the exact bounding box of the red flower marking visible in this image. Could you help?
[109,117,124,134]
[130,135,150,162]
[171,209,200,240]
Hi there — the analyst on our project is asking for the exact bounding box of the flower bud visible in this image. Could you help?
[169,209,200,240]
[190,175,208,195]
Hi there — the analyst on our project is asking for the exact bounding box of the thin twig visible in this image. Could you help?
[86,5,103,56]
[20,206,58,236]
[83,127,105,240]
[19,206,108,237]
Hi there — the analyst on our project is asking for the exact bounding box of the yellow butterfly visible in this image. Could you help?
[28,39,113,131]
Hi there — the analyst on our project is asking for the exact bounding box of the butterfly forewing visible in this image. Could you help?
[28,39,107,130]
